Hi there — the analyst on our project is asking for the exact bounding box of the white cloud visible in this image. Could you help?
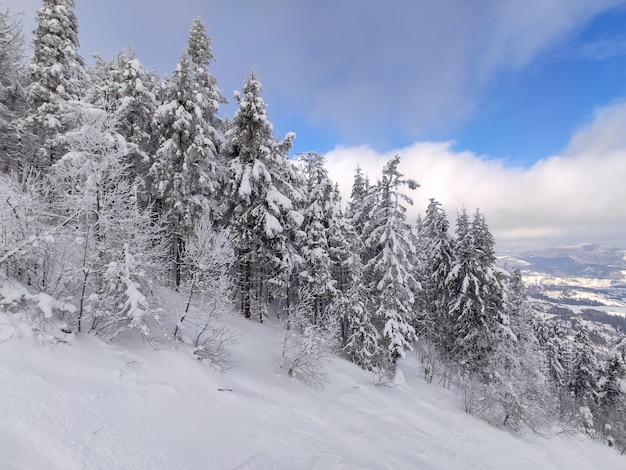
[326,100,626,249]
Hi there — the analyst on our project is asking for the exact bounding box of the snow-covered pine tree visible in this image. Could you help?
[328,184,361,296]
[297,152,337,324]
[0,7,27,174]
[479,269,556,432]
[223,70,301,321]
[334,249,382,371]
[596,353,626,449]
[568,325,599,421]
[24,0,87,169]
[447,209,507,376]
[535,319,570,393]
[86,48,159,184]
[149,20,224,287]
[345,165,370,228]
[361,155,420,372]
[470,209,509,330]
[419,198,457,355]
[187,18,226,132]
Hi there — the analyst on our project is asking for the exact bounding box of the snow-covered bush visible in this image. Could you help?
[174,215,237,369]
[281,293,340,387]
[44,108,164,339]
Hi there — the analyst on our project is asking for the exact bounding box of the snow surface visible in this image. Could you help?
[1,309,625,469]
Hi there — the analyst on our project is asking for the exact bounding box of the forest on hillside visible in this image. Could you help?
[1,1,625,452]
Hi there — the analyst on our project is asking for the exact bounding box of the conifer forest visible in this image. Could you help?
[1,1,625,457]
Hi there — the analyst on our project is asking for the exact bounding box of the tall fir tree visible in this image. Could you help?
[187,17,226,132]
[149,19,225,287]
[418,198,456,355]
[362,155,420,371]
[568,326,599,410]
[297,152,337,324]
[86,48,159,184]
[223,70,301,321]
[447,209,507,375]
[0,7,27,174]
[25,0,87,169]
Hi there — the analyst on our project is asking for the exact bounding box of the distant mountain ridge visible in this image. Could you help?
[499,243,626,280]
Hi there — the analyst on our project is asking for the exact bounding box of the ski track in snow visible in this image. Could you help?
[1,312,625,469]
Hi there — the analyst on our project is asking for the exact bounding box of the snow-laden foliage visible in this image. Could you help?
[175,215,235,346]
[417,199,457,354]
[447,209,508,376]
[46,108,163,339]
[297,152,338,323]
[471,270,557,433]
[149,29,224,285]
[25,0,87,168]
[223,70,301,320]
[0,7,27,174]
[281,291,340,387]
[361,155,420,371]
[86,48,159,182]
[4,5,625,451]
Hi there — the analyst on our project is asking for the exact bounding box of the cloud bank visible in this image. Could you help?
[325,100,626,249]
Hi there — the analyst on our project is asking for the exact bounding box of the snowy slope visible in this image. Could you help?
[1,310,624,470]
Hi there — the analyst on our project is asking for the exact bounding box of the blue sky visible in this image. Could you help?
[6,0,626,248]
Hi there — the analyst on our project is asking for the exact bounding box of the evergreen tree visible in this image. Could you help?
[25,0,87,169]
[340,280,382,372]
[328,185,361,296]
[346,165,369,223]
[481,269,556,432]
[535,320,570,392]
[599,354,626,411]
[149,20,224,287]
[186,17,226,131]
[362,155,420,371]
[297,152,337,324]
[418,199,456,354]
[447,209,507,375]
[223,70,301,321]
[0,7,27,174]
[568,326,599,410]
[86,48,159,183]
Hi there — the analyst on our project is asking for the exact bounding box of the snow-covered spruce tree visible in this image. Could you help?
[345,165,370,235]
[567,325,599,431]
[361,155,420,373]
[328,185,362,296]
[596,352,626,450]
[222,70,301,321]
[418,199,457,357]
[535,319,570,392]
[47,108,162,339]
[24,0,87,170]
[296,152,337,324]
[149,23,224,287]
[447,209,508,376]
[0,6,27,174]
[335,252,383,372]
[476,269,556,432]
[187,17,226,133]
[86,47,159,185]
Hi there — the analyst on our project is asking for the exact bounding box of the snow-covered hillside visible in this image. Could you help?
[1,309,624,470]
